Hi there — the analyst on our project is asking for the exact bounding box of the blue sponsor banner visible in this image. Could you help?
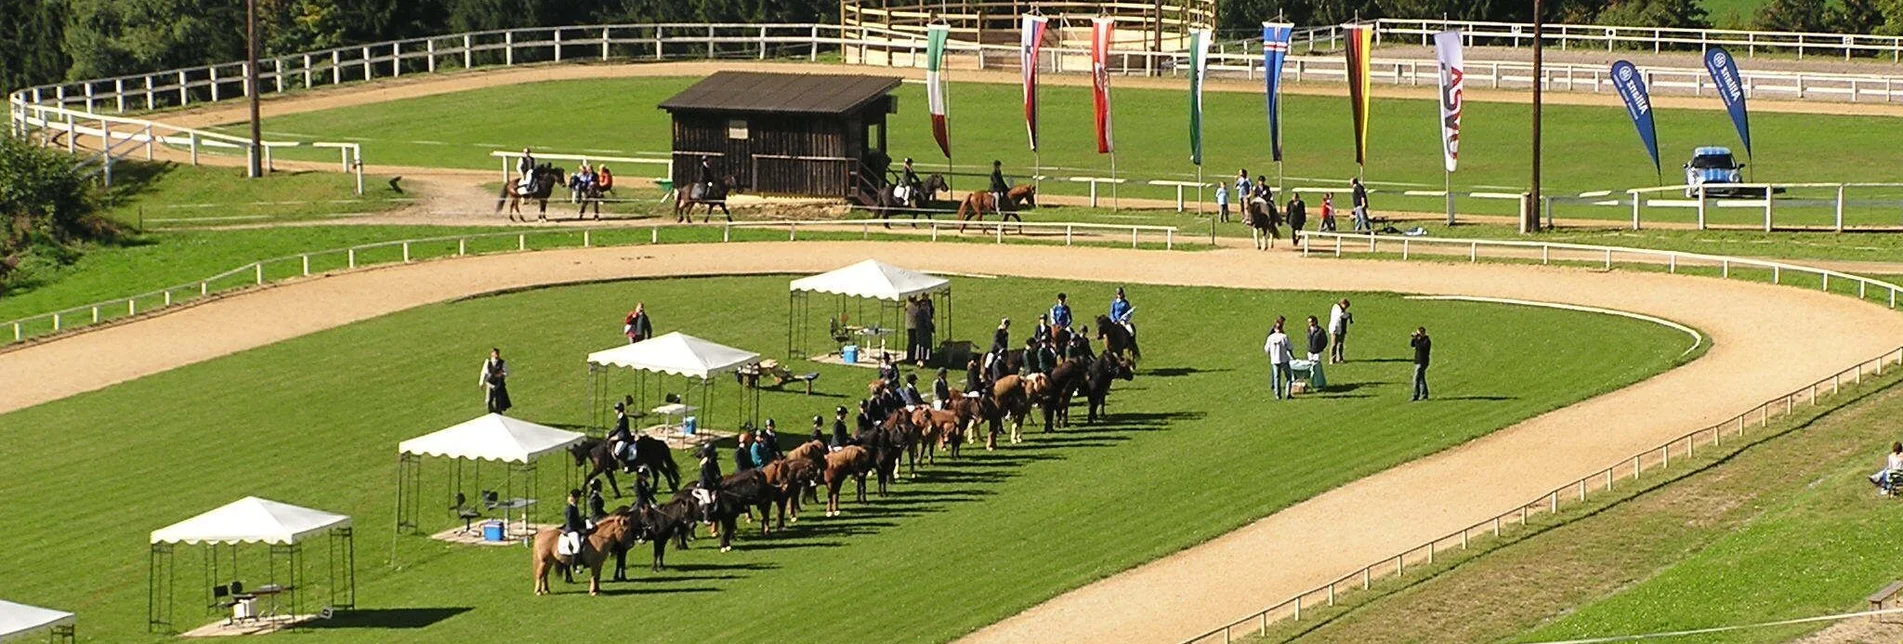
[1610,60,1661,176]
[1262,23,1293,162]
[1703,46,1752,158]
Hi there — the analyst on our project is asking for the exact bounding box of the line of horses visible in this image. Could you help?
[531,321,1141,596]
[864,174,1041,232]
[495,164,622,223]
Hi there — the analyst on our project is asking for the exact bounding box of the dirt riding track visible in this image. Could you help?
[5,241,1902,642]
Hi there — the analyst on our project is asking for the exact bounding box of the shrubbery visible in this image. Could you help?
[0,136,116,293]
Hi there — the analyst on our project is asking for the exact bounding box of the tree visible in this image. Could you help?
[0,136,114,291]
[1753,0,1832,32]
[0,0,71,93]
[260,0,346,56]
[1595,0,1711,29]
[1830,0,1884,33]
[60,0,245,80]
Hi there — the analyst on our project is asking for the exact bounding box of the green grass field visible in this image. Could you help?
[219,75,1903,222]
[102,161,410,228]
[0,274,1695,643]
[1267,370,1903,644]
[1391,222,1903,265]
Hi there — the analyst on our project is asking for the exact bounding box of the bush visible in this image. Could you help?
[0,136,116,292]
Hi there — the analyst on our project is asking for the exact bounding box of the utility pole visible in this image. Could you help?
[1527,0,1543,232]
[246,0,263,178]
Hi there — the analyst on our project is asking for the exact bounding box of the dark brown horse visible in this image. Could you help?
[569,436,681,497]
[1095,314,1141,367]
[498,164,566,222]
[956,185,1038,232]
[674,175,735,223]
[875,174,951,225]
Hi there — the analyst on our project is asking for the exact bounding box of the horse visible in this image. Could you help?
[875,174,950,226]
[569,436,681,497]
[956,185,1038,232]
[1080,354,1135,424]
[1095,315,1142,368]
[785,440,830,503]
[759,458,820,529]
[1246,198,1282,250]
[675,175,736,223]
[1042,358,1091,430]
[948,395,1004,452]
[498,164,566,223]
[879,410,925,478]
[631,498,697,572]
[990,375,1037,444]
[676,469,776,551]
[530,514,636,595]
[909,407,963,463]
[823,445,874,517]
[852,425,905,496]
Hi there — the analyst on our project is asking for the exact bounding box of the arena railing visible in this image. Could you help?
[7,99,366,191]
[14,19,1903,123]
[1375,17,1903,62]
[1179,229,1903,644]
[0,218,1178,347]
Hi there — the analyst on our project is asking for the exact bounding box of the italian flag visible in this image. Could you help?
[926,24,952,159]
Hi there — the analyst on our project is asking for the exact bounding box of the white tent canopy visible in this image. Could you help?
[789,260,949,301]
[0,600,73,642]
[587,332,759,379]
[150,497,352,546]
[398,413,584,463]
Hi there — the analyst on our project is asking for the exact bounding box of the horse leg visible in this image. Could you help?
[720,517,735,552]
[651,537,666,572]
[603,469,622,499]
[533,558,548,595]
[588,559,602,596]
[855,474,867,503]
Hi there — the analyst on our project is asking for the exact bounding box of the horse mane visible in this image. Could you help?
[787,440,827,464]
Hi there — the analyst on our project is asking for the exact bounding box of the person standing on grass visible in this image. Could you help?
[624,303,652,344]
[1351,178,1372,232]
[480,348,512,414]
[1410,326,1433,401]
[1215,183,1230,223]
[1306,315,1328,387]
[1264,317,1294,400]
[1286,193,1307,234]
[1319,193,1337,232]
[1328,299,1354,364]
[917,295,936,366]
[1235,170,1253,206]
[750,421,777,467]
[904,296,924,364]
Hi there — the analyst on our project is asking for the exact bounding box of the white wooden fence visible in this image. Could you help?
[9,98,365,191]
[1376,18,1903,62]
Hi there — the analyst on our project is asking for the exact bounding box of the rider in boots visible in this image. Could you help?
[694,442,722,524]
[607,401,635,473]
[988,160,1010,215]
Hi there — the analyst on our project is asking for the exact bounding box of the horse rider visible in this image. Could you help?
[991,317,1011,353]
[896,157,923,207]
[632,467,657,510]
[756,419,781,464]
[696,156,717,200]
[1068,326,1095,362]
[988,160,1011,214]
[832,406,855,451]
[1049,293,1073,331]
[1109,286,1136,339]
[932,368,953,409]
[1024,337,1051,375]
[900,373,926,408]
[561,488,590,556]
[1031,313,1052,347]
[809,416,826,446]
[517,148,537,195]
[693,442,722,522]
[608,401,637,473]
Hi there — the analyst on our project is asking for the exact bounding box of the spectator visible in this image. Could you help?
[1263,317,1293,400]
[479,347,511,414]
[1328,298,1354,364]
[1286,192,1307,233]
[905,296,925,364]
[1305,315,1328,387]
[1049,293,1073,330]
[596,165,614,192]
[1351,178,1372,232]
[1319,193,1337,232]
[1235,170,1252,205]
[733,432,756,472]
[1215,183,1230,223]
[1872,443,1903,495]
[917,296,936,365]
[624,303,652,344]
[1410,326,1433,401]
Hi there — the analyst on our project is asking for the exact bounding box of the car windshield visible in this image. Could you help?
[1689,153,1737,169]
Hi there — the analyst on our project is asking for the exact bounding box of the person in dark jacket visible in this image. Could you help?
[932,368,953,408]
[586,479,608,519]
[1286,193,1307,232]
[757,419,781,463]
[900,373,925,407]
[985,347,1010,386]
[624,303,653,344]
[750,423,776,467]
[1410,326,1433,401]
[1068,327,1094,361]
[989,160,1010,213]
[965,356,984,393]
[809,416,826,446]
[1351,178,1372,232]
[733,433,756,472]
[832,406,854,450]
[991,318,1011,353]
[1029,337,1059,375]
[607,401,636,472]
[479,348,511,414]
[694,443,721,522]
[632,467,657,510]
[563,489,589,535]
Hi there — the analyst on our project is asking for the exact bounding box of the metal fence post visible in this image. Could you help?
[254,263,263,285]
[302,255,309,276]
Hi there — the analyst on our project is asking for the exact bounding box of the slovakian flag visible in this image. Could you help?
[1702,46,1752,158]
[1188,28,1212,166]
[1262,22,1293,162]
[1020,15,1049,151]
[1344,23,1374,168]
[925,23,952,159]
[1434,30,1464,174]
[1611,60,1662,176]
[1090,17,1114,154]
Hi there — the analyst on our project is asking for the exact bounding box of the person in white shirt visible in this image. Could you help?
[1327,298,1354,364]
[1263,317,1293,400]
[1871,442,1903,495]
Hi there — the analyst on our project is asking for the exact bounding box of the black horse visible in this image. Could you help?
[1080,354,1134,424]
[874,174,950,226]
[677,469,777,552]
[630,498,697,572]
[570,436,682,498]
[1095,315,1142,367]
[497,164,565,222]
[675,175,735,223]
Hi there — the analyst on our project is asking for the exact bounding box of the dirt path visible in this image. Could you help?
[3,241,1902,643]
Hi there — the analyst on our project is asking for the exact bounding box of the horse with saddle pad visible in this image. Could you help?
[674,175,736,223]
[530,514,637,596]
[497,164,565,222]
[676,469,778,552]
[569,435,682,498]
[872,173,951,225]
[1095,314,1142,368]
[956,184,1038,232]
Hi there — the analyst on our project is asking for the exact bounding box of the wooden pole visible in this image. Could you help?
[246,0,262,178]
[1528,0,1544,232]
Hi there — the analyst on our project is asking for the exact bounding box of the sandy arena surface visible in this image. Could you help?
[5,241,1903,643]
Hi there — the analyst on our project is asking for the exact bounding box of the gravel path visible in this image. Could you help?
[3,241,1901,643]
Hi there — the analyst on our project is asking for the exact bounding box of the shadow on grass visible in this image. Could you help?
[596,586,719,597]
[306,607,472,630]
[1144,366,1232,378]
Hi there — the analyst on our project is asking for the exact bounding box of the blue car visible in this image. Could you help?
[1682,146,1750,197]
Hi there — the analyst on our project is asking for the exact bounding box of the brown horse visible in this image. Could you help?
[760,458,820,529]
[530,515,635,596]
[497,164,566,223]
[956,185,1038,232]
[989,375,1037,445]
[674,176,735,223]
[910,407,964,461]
[823,446,873,517]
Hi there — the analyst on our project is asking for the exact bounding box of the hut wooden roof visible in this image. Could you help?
[658,72,902,116]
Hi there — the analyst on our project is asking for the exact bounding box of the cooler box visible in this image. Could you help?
[842,344,860,364]
[481,520,506,542]
[681,416,698,435]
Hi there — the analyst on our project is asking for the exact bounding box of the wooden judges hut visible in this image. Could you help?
[659,71,902,200]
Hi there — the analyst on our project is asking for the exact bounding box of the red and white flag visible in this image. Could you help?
[1020,15,1049,151]
[1434,30,1464,173]
[1090,17,1114,154]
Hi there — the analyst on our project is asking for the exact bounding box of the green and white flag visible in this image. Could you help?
[926,24,952,158]
[1188,28,1212,166]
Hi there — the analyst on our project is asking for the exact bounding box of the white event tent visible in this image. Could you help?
[0,600,75,643]
[146,497,355,634]
[786,259,953,362]
[394,414,584,543]
[585,332,760,435]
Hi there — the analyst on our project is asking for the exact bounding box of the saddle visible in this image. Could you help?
[556,531,583,557]
[515,179,535,197]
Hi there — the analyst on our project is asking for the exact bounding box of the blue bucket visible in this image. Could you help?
[682,416,698,435]
[481,520,505,542]
[842,344,860,364]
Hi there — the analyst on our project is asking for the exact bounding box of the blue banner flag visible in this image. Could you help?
[1702,46,1752,158]
[1610,60,1661,176]
[1262,22,1293,162]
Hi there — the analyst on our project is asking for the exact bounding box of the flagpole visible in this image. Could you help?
[1445,170,1454,226]
[1110,153,1120,212]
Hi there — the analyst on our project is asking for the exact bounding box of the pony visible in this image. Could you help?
[498,164,566,223]
[875,174,950,226]
[631,498,697,572]
[854,423,909,495]
[674,175,736,223]
[1246,197,1282,250]
[759,458,821,529]
[823,445,873,517]
[956,185,1038,232]
[676,469,776,552]
[909,407,963,464]
[530,514,636,596]
[1094,314,1142,367]
[569,436,681,497]
[989,375,1037,444]
[785,440,830,503]
[1041,358,1091,430]
[949,394,1005,452]
[879,410,925,478]
[1080,354,1135,424]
